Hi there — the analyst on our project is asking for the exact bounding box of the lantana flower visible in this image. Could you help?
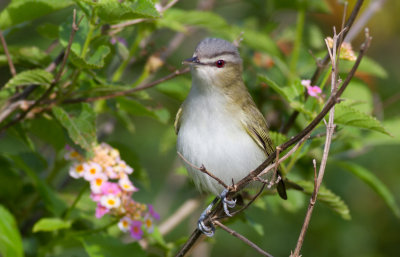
[301,79,322,98]
[65,143,160,241]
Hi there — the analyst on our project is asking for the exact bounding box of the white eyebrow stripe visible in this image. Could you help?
[201,54,240,63]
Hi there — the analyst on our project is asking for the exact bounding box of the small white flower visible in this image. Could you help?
[118,216,132,232]
[119,178,138,192]
[115,160,133,174]
[100,194,121,209]
[90,173,108,194]
[83,162,103,181]
[69,163,85,179]
[64,150,81,161]
[144,215,154,233]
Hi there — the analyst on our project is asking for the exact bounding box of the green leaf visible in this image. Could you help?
[341,80,373,114]
[4,69,54,89]
[0,46,51,67]
[161,9,280,56]
[0,205,24,257]
[340,56,387,78]
[156,76,191,101]
[269,131,288,146]
[160,9,229,33]
[296,180,351,220]
[59,10,90,56]
[334,103,391,136]
[335,161,400,218]
[258,74,291,101]
[69,45,111,69]
[36,23,60,39]
[52,103,97,151]
[81,234,146,257]
[96,0,160,24]
[0,0,73,29]
[33,218,72,232]
[117,98,170,124]
[11,153,67,216]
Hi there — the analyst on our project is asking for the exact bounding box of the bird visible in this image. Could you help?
[175,38,286,236]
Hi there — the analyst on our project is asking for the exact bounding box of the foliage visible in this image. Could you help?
[0,0,399,257]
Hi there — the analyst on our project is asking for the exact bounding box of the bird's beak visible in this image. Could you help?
[182,56,200,65]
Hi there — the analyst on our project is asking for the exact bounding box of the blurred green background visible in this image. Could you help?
[0,0,399,256]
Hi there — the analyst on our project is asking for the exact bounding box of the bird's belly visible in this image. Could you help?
[177,115,266,195]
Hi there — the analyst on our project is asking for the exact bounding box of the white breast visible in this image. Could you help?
[177,83,266,195]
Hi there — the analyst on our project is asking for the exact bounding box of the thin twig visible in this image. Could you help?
[0,30,16,78]
[291,22,348,257]
[177,151,229,189]
[280,0,364,134]
[62,67,190,104]
[214,220,274,257]
[0,9,83,133]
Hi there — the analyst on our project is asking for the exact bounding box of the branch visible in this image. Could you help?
[177,151,229,189]
[0,9,83,133]
[0,30,16,79]
[214,220,274,257]
[280,0,364,134]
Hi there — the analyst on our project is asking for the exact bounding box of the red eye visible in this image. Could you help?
[215,60,225,68]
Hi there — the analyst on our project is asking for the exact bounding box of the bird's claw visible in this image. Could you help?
[197,197,218,237]
[220,188,236,217]
[198,220,215,237]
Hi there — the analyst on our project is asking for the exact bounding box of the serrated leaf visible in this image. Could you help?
[59,10,90,56]
[96,0,160,24]
[0,0,73,29]
[296,180,351,220]
[117,98,170,124]
[334,103,391,136]
[33,218,72,233]
[258,75,304,103]
[0,205,24,257]
[69,45,111,69]
[4,69,53,89]
[269,131,288,146]
[52,103,97,151]
[335,161,400,218]
[81,234,146,257]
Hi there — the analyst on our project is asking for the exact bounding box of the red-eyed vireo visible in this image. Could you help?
[175,38,286,236]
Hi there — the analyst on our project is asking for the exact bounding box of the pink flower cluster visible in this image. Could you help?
[301,79,322,98]
[65,143,159,240]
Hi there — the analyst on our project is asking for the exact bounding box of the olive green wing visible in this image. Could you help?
[174,106,183,135]
[241,103,287,200]
[241,104,275,156]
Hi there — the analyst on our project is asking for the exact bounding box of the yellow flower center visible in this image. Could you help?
[95,178,103,186]
[76,165,84,173]
[90,168,96,174]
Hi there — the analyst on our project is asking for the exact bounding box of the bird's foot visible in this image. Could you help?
[220,188,236,217]
[197,197,218,237]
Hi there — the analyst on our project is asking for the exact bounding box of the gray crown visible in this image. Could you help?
[194,38,240,59]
